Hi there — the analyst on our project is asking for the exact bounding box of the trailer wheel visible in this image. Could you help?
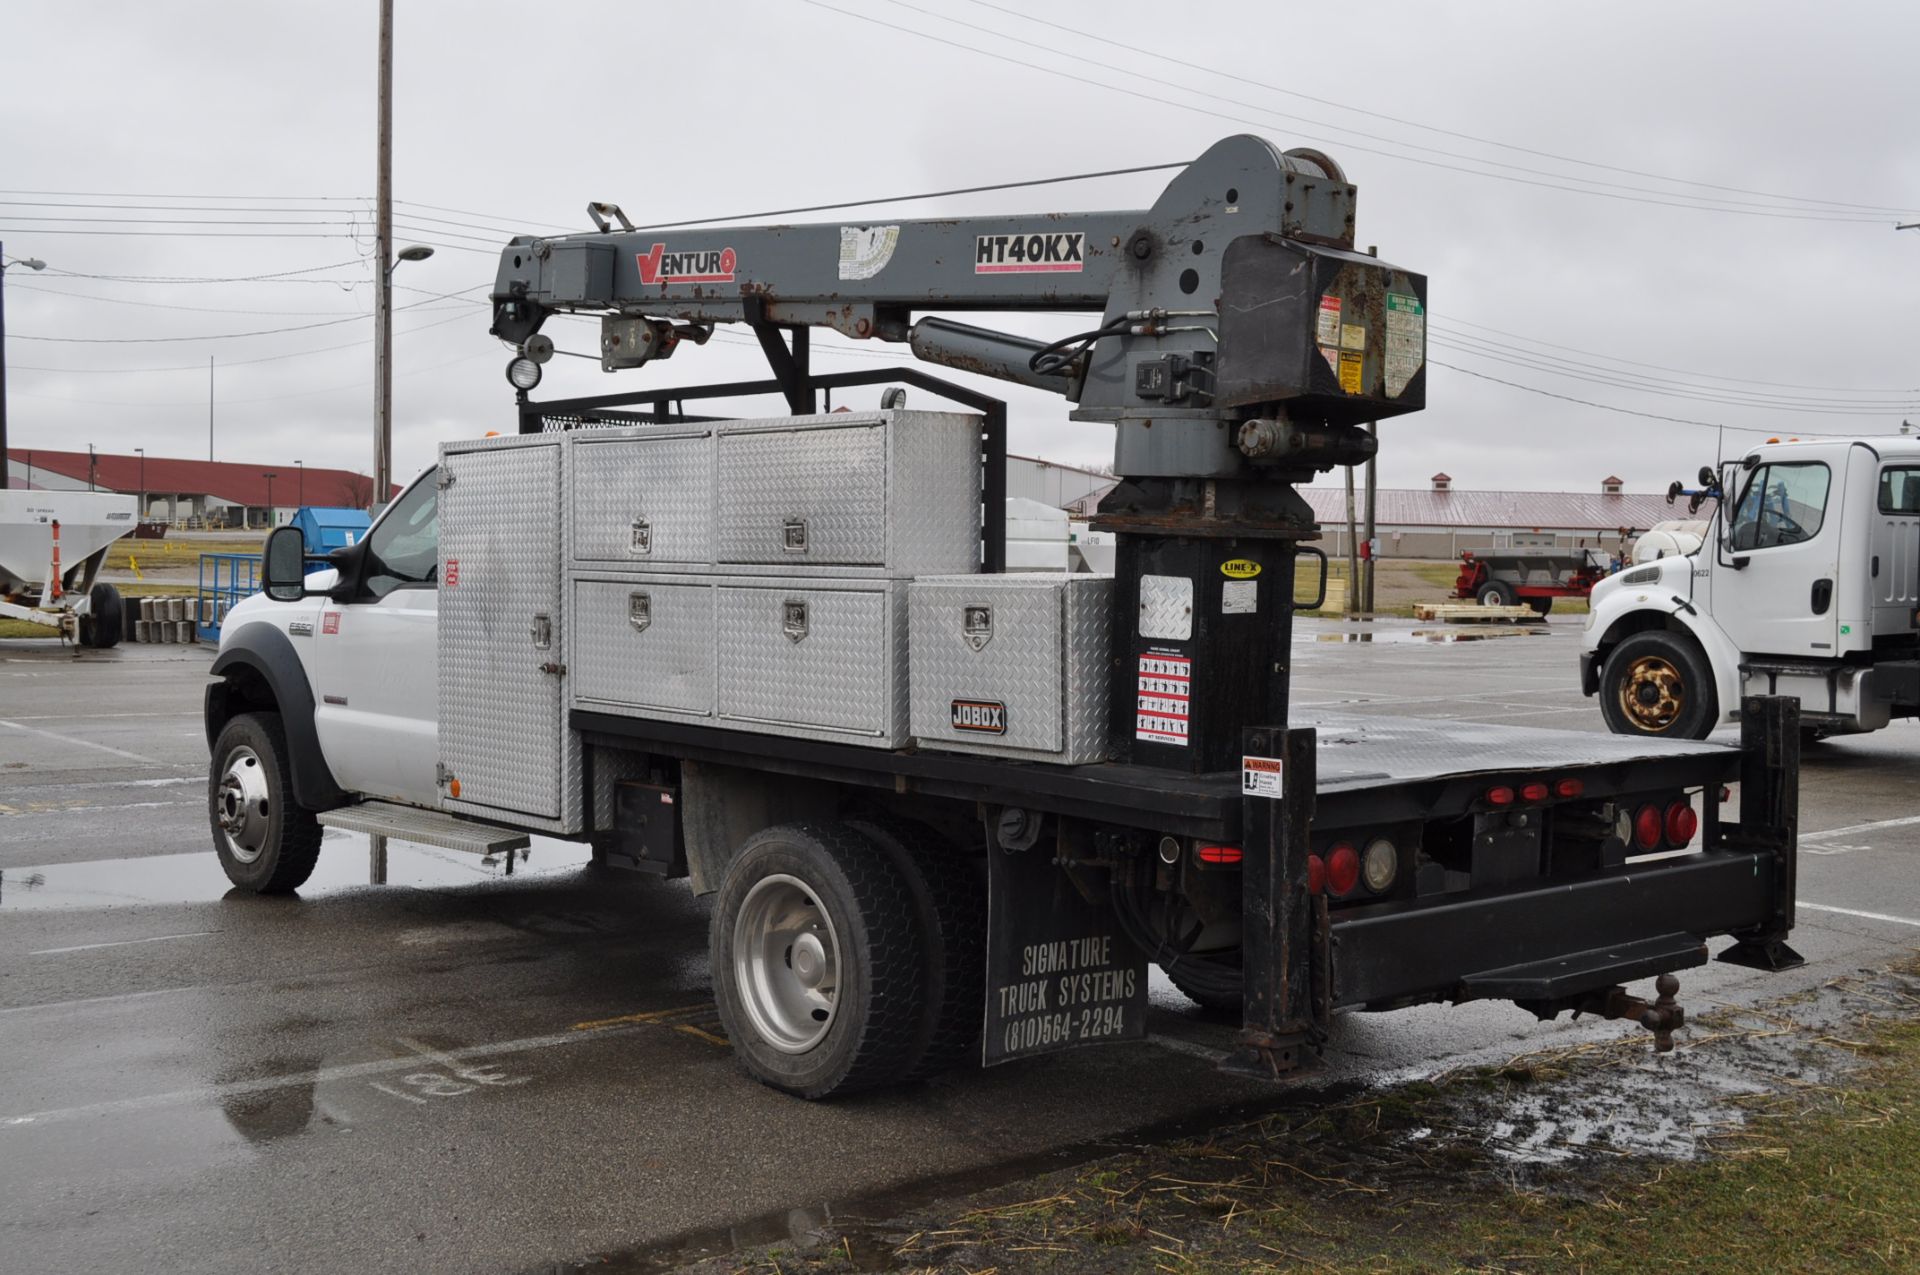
[78,582,124,648]
[711,822,926,1099]
[1599,631,1717,739]
[1476,580,1515,607]
[848,816,986,1080]
[1527,596,1553,616]
[208,712,324,892]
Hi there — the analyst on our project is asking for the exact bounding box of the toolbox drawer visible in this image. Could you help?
[715,578,910,746]
[571,576,716,720]
[910,573,1113,764]
[570,430,714,565]
[713,411,982,575]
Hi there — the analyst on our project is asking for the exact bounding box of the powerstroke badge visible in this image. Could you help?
[951,699,1008,735]
[975,231,1084,275]
[636,243,737,286]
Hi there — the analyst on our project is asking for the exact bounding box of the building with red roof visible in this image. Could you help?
[6,449,396,529]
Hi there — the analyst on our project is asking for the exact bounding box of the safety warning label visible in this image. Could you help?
[1242,755,1283,799]
[1316,295,1342,346]
[1136,652,1191,746]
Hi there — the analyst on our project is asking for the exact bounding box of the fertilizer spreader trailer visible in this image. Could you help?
[208,136,1803,1098]
[0,490,134,647]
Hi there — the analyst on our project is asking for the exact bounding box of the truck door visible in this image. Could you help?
[438,439,566,823]
[1872,464,1920,639]
[307,469,440,806]
[1716,458,1840,657]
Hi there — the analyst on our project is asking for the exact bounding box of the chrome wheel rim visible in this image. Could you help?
[216,745,272,863]
[732,873,841,1054]
[1619,654,1684,733]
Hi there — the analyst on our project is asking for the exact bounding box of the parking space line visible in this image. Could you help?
[1800,902,1920,929]
[0,985,208,1016]
[0,720,165,766]
[31,931,216,956]
[1802,815,1920,842]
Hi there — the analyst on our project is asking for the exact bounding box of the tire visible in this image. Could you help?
[1158,952,1242,1019]
[847,816,986,1081]
[1599,630,1718,740]
[711,822,926,1099]
[1476,580,1515,607]
[1526,596,1554,616]
[208,712,324,892]
[79,582,124,648]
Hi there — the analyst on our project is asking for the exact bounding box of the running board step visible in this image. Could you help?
[1460,933,1708,1001]
[317,801,530,855]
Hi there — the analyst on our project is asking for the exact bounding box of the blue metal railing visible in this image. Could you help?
[197,553,260,642]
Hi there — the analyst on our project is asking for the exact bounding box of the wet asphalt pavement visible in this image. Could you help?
[3,619,1918,1273]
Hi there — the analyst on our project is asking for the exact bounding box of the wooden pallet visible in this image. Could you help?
[1412,601,1544,623]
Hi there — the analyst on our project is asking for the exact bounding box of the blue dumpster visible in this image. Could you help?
[289,506,372,554]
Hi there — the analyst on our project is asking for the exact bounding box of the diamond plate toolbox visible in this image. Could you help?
[570,426,714,566]
[572,575,717,722]
[716,576,910,747]
[714,410,980,574]
[909,573,1113,764]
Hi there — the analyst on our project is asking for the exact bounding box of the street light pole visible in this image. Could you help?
[295,458,304,506]
[0,242,48,486]
[262,471,278,530]
[135,446,145,519]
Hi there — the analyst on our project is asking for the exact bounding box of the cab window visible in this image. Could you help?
[362,471,438,599]
[1728,462,1829,551]
[1880,466,1920,515]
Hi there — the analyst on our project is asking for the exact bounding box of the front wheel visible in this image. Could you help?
[711,823,926,1099]
[1599,631,1718,739]
[1476,580,1515,607]
[209,712,324,892]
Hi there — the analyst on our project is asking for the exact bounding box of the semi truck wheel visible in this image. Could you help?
[208,712,324,892]
[711,822,926,1099]
[847,816,986,1081]
[1159,953,1242,1018]
[78,582,124,648]
[1599,631,1717,739]
[1476,580,1515,607]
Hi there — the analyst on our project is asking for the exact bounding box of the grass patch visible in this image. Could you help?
[102,537,260,572]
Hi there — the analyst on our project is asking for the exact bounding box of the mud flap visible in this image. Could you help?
[982,832,1148,1066]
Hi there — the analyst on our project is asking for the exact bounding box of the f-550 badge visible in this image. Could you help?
[636,243,737,286]
[975,232,1084,275]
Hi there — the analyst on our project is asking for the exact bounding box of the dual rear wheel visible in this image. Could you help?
[710,819,985,1099]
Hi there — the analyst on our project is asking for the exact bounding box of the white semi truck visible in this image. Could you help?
[205,137,1803,1099]
[1583,436,1920,739]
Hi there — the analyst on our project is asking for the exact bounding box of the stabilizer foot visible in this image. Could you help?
[1717,937,1806,972]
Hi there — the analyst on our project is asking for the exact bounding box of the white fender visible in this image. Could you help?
[1582,557,1744,727]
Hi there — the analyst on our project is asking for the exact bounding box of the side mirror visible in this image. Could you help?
[263,527,309,602]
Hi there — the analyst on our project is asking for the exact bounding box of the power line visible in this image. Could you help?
[1429,358,1902,438]
[12,307,477,374]
[11,279,488,319]
[0,228,356,238]
[803,1,1905,225]
[39,260,367,284]
[0,188,363,200]
[955,0,1918,217]
[10,290,477,344]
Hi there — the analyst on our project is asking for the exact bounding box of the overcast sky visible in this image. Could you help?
[4,0,1916,497]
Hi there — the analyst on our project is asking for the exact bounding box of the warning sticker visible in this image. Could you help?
[1385,292,1425,398]
[443,558,459,588]
[839,224,899,281]
[1135,652,1190,746]
[1340,323,1366,352]
[1242,755,1283,799]
[1315,295,1342,346]
[1221,579,1257,614]
[321,612,341,635]
[1339,350,1365,395]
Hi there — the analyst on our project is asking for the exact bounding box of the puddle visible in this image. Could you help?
[0,832,594,911]
[1314,627,1548,644]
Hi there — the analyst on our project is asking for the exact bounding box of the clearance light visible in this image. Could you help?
[1362,838,1397,893]
[1196,844,1244,865]
[1666,801,1698,846]
[1555,777,1585,799]
[1633,804,1663,851]
[1520,781,1550,802]
[1719,785,1732,804]
[1327,843,1361,896]
[1306,854,1327,895]
[1486,785,1515,807]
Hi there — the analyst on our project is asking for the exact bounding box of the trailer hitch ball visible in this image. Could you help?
[1596,973,1686,1053]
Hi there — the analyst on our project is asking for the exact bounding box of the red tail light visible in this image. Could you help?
[1633,804,1663,851]
[1554,777,1584,799]
[1306,854,1326,895]
[1196,844,1244,865]
[1665,802,1698,846]
[1486,785,1515,807]
[1326,843,1361,895]
[1520,781,1549,802]
[1719,785,1732,804]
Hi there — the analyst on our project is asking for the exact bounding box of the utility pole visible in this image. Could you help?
[208,355,215,461]
[1363,421,1377,614]
[263,471,278,530]
[374,0,394,509]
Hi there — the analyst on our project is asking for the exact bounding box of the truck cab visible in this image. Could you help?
[1581,437,1920,739]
